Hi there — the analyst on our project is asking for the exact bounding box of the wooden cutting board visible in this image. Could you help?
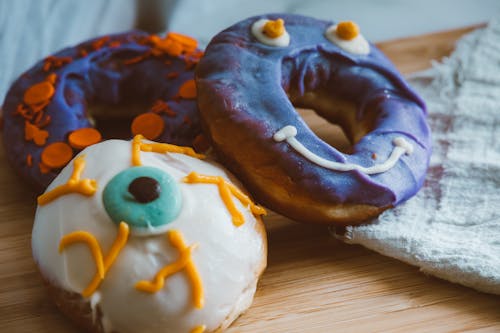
[1,25,499,333]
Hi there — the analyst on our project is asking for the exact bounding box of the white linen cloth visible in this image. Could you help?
[340,21,500,295]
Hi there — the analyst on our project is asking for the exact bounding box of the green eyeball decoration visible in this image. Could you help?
[103,166,182,235]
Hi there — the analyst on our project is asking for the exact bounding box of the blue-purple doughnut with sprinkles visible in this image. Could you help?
[2,30,204,192]
[196,14,431,224]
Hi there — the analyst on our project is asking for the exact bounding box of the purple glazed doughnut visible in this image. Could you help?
[196,14,431,225]
[2,30,205,192]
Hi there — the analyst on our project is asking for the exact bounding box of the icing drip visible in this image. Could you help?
[183,172,266,226]
[37,155,97,205]
[135,230,204,309]
[59,222,130,297]
[251,18,290,47]
[131,135,205,166]
[89,292,101,323]
[274,125,413,175]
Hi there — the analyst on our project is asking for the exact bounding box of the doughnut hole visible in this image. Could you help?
[89,100,152,139]
[63,72,156,140]
[291,91,377,154]
[296,107,353,154]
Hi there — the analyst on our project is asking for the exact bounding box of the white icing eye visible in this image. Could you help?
[251,18,290,47]
[325,21,370,55]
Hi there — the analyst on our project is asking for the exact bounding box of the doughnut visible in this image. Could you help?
[2,30,206,192]
[196,14,431,225]
[32,136,267,333]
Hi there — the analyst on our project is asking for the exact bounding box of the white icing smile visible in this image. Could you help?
[273,125,413,175]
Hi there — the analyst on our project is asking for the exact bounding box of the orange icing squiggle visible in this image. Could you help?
[131,134,205,166]
[190,325,206,333]
[183,172,266,226]
[82,222,130,297]
[59,222,130,297]
[37,155,97,205]
[131,134,144,166]
[59,231,105,279]
[135,230,204,309]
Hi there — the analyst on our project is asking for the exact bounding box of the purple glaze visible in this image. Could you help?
[2,31,202,192]
[196,14,431,214]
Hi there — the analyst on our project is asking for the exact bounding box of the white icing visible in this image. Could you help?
[129,223,174,237]
[325,24,370,55]
[90,292,101,323]
[273,125,413,175]
[251,18,290,47]
[32,139,266,333]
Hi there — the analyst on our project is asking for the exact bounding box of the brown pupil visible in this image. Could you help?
[128,176,161,203]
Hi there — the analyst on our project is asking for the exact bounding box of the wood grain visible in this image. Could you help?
[1,25,499,333]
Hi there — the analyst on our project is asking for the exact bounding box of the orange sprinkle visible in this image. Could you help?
[178,79,197,99]
[33,111,44,124]
[123,53,149,65]
[131,113,165,140]
[25,121,49,146]
[166,72,179,79]
[36,114,51,128]
[108,41,121,48]
[192,134,210,153]
[336,21,360,40]
[41,142,73,169]
[148,35,181,57]
[167,32,198,52]
[263,19,285,38]
[15,104,30,119]
[23,81,55,106]
[92,36,111,50]
[43,56,72,72]
[68,128,102,150]
[46,73,57,84]
[146,32,198,58]
[39,162,51,174]
[151,100,176,117]
[26,154,33,167]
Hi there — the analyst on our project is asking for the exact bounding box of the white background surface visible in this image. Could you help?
[1,0,500,103]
